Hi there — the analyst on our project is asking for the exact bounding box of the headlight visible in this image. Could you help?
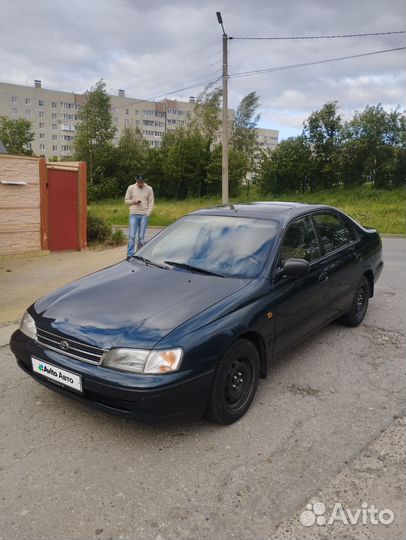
[144,349,183,374]
[19,311,36,340]
[102,347,182,374]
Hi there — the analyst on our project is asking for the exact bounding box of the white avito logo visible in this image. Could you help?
[300,502,327,527]
[300,501,395,527]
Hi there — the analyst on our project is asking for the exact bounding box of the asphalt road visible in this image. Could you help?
[0,238,405,540]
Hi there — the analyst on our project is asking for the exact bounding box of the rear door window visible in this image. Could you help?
[313,213,356,254]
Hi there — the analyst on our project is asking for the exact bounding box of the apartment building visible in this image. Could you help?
[0,80,278,158]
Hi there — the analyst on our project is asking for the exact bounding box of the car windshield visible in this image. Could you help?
[137,215,280,278]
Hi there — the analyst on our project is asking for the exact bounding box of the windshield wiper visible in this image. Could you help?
[132,256,169,269]
[164,261,224,277]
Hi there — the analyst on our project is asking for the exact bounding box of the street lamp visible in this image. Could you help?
[216,11,229,204]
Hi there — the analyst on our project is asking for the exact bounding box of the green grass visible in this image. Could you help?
[88,185,406,234]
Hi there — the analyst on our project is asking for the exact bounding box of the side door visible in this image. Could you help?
[272,215,330,355]
[311,212,362,319]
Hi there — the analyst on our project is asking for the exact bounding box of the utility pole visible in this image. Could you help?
[216,11,229,204]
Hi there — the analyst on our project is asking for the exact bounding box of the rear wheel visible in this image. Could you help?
[205,338,260,424]
[339,275,370,327]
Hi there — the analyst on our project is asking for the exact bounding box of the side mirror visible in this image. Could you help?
[275,258,310,280]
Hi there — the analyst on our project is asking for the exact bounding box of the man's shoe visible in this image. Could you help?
[126,256,133,261]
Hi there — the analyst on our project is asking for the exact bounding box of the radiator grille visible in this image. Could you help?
[36,327,105,364]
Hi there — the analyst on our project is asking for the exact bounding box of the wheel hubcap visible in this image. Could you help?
[225,358,253,412]
[356,284,367,315]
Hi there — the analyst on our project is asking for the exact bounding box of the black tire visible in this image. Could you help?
[205,338,260,424]
[339,275,370,327]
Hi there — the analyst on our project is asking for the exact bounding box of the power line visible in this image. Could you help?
[126,75,222,106]
[230,30,405,40]
[229,47,405,78]
[131,60,221,100]
[129,48,222,88]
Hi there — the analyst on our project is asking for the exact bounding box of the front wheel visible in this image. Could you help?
[339,275,370,327]
[205,338,260,424]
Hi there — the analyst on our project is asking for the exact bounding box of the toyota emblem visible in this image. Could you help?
[59,340,69,351]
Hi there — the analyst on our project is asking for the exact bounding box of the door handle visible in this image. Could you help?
[319,271,329,282]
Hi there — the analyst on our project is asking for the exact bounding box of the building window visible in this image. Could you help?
[38,111,44,117]
[124,119,130,126]
[114,117,118,124]
[52,113,57,119]
[135,120,140,125]
[11,96,17,103]
[111,106,119,113]
[25,110,31,117]
[39,122,44,128]
[39,133,45,139]
[11,108,17,115]
[52,124,57,130]
[52,102,57,108]
[52,145,58,152]
[143,109,155,116]
[125,108,129,115]
[38,99,44,107]
[52,134,57,140]
[25,98,31,105]
[39,143,45,150]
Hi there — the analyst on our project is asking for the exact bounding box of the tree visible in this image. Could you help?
[160,126,209,199]
[114,127,149,192]
[303,101,343,189]
[73,79,116,185]
[344,104,406,187]
[192,84,222,144]
[231,91,261,178]
[0,117,34,155]
[257,136,312,194]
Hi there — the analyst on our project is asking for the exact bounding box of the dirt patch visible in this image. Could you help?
[288,383,322,397]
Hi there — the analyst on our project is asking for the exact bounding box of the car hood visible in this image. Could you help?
[33,260,248,349]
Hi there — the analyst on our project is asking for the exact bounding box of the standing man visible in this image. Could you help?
[124,175,154,259]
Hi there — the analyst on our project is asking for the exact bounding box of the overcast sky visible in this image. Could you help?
[1,0,405,139]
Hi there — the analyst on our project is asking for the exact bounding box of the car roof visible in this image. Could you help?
[190,201,335,223]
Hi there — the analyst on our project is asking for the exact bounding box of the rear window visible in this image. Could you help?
[313,213,356,253]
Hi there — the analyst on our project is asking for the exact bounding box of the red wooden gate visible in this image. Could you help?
[47,169,78,251]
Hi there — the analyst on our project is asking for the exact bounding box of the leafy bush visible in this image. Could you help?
[87,177,121,203]
[87,212,112,244]
[108,228,126,246]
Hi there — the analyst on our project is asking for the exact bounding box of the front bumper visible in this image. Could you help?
[10,330,214,422]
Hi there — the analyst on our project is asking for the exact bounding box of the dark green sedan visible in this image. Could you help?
[11,202,383,424]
